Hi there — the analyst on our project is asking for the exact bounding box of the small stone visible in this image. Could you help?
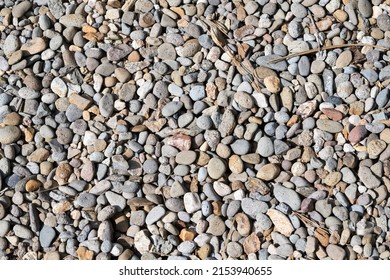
[162,101,183,117]
[367,139,386,158]
[175,151,197,165]
[145,206,166,225]
[348,126,368,143]
[264,76,281,93]
[335,50,352,68]
[257,164,280,181]
[326,244,346,260]
[267,209,294,236]
[0,126,21,144]
[18,87,40,99]
[183,193,201,213]
[207,158,226,179]
[60,14,86,28]
[316,119,343,133]
[358,0,373,18]
[273,184,301,211]
[12,1,32,18]
[206,216,226,236]
[20,38,47,55]
[257,137,274,157]
[39,225,56,248]
[231,139,251,155]
[377,14,390,32]
[13,225,33,239]
[25,179,42,192]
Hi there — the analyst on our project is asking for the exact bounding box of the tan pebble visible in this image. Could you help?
[76,246,94,260]
[54,162,73,185]
[324,172,342,187]
[335,50,353,69]
[245,177,270,195]
[8,50,23,65]
[229,155,244,174]
[52,201,72,214]
[40,161,53,176]
[20,37,47,55]
[197,244,211,260]
[197,151,210,166]
[25,179,42,192]
[380,128,390,143]
[264,76,281,93]
[333,9,348,22]
[3,112,22,125]
[243,232,261,255]
[212,201,222,215]
[68,93,92,110]
[257,164,280,181]
[367,139,387,158]
[235,213,251,236]
[27,147,49,162]
[179,228,196,241]
[267,209,294,236]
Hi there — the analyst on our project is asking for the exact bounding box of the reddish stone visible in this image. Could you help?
[348,125,368,143]
[321,108,343,121]
[300,198,315,213]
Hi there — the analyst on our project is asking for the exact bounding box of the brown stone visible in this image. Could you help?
[235,213,251,236]
[3,112,22,125]
[179,228,196,241]
[243,232,261,255]
[348,125,368,143]
[25,179,42,192]
[21,37,47,55]
[55,162,73,185]
[321,108,343,121]
[77,246,94,260]
[27,147,49,162]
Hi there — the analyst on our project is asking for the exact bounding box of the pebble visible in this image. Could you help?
[0,126,21,144]
[39,225,56,248]
[146,206,166,225]
[207,158,226,180]
[273,185,301,211]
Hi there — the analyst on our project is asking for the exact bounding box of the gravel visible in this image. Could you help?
[0,0,389,262]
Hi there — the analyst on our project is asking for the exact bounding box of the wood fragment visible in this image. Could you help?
[202,16,263,92]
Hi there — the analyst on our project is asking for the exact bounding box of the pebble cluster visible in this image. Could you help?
[0,0,390,260]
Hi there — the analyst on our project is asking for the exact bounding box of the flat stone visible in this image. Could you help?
[60,14,85,28]
[316,119,343,133]
[12,1,32,18]
[326,244,346,260]
[267,209,294,236]
[348,125,368,143]
[39,225,56,248]
[273,184,301,210]
[257,164,280,181]
[358,166,381,189]
[162,101,183,117]
[207,158,226,179]
[13,224,33,239]
[183,193,201,213]
[0,126,21,144]
[21,38,47,55]
[175,151,197,165]
[145,206,166,225]
[206,216,226,236]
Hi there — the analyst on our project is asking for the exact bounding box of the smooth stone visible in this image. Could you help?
[39,225,56,248]
[207,158,226,179]
[273,184,301,211]
[145,206,166,225]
